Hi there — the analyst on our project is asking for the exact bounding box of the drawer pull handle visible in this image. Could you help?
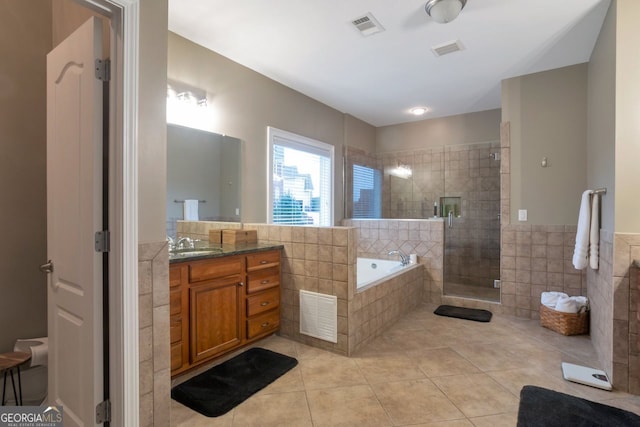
[261,322,270,328]
[260,301,270,306]
[261,280,269,284]
[238,282,244,286]
[260,260,268,264]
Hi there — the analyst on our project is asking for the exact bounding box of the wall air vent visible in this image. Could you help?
[431,39,464,57]
[351,13,385,37]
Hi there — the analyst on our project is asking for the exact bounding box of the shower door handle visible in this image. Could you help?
[448,211,453,228]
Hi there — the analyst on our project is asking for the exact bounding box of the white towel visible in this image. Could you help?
[541,291,568,308]
[589,194,600,270]
[555,296,578,313]
[183,199,199,221]
[572,190,593,270]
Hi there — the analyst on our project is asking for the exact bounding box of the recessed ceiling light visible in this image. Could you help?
[410,107,429,116]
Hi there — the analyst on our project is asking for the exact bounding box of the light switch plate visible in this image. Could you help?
[518,209,528,221]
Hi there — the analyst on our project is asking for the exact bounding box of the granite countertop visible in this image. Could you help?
[169,241,284,263]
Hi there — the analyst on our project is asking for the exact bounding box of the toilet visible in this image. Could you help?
[7,337,48,406]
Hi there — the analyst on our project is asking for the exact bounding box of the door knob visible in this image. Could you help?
[39,260,54,274]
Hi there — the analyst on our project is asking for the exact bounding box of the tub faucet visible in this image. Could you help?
[388,250,409,266]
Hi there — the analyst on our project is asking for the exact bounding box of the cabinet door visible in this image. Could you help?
[190,274,243,363]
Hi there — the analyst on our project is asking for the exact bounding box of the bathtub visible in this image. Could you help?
[357,257,407,289]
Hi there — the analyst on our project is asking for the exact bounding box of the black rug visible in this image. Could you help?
[517,385,640,427]
[171,347,298,417]
[434,305,492,322]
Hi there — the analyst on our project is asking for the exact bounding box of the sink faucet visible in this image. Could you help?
[388,250,409,266]
[175,237,195,250]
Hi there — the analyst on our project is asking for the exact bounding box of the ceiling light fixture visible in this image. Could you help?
[425,0,467,24]
[410,107,429,116]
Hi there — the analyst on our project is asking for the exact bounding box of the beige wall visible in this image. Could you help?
[502,64,588,225]
[168,33,348,224]
[615,0,640,233]
[0,1,51,353]
[375,109,501,153]
[587,0,616,232]
[138,0,168,243]
[344,114,376,153]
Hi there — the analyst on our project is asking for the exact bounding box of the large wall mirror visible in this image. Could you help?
[166,124,242,237]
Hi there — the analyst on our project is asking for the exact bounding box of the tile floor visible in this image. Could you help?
[171,303,640,426]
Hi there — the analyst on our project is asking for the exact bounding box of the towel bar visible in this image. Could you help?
[174,199,206,203]
[593,188,606,195]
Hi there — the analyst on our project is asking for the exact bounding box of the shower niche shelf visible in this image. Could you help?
[440,196,461,218]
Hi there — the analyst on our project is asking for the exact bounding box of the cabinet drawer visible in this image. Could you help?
[170,289,181,316]
[170,266,182,288]
[171,343,183,371]
[247,267,279,294]
[189,256,243,283]
[246,251,280,271]
[247,287,280,317]
[247,310,280,339]
[170,318,182,344]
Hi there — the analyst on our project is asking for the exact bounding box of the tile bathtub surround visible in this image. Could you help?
[349,265,424,354]
[138,241,171,427]
[170,303,640,426]
[342,219,444,305]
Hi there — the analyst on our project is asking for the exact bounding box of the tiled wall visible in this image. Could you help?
[242,223,424,356]
[499,224,586,318]
[168,216,240,239]
[587,230,615,387]
[138,241,170,427]
[244,224,357,355]
[342,219,444,305]
[175,220,242,241]
[609,233,640,393]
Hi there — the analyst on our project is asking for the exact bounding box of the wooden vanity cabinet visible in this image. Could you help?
[170,249,281,377]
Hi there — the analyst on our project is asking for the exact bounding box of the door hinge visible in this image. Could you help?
[95,58,110,82]
[95,230,110,253]
[96,399,111,424]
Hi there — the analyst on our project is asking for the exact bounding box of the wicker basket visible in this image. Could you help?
[539,304,589,336]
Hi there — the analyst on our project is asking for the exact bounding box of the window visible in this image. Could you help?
[352,164,382,218]
[268,127,334,226]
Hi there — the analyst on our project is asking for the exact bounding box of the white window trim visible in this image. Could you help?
[267,126,334,226]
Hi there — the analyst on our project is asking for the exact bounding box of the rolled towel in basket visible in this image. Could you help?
[541,292,568,308]
[555,296,578,313]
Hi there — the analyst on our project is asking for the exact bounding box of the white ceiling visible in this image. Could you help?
[168,0,611,127]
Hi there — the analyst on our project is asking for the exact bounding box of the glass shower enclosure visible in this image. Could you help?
[344,141,501,302]
[442,142,501,302]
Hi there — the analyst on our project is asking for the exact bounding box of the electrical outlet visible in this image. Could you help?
[518,209,528,221]
[494,279,501,289]
[235,208,240,215]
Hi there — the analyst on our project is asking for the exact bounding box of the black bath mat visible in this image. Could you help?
[434,305,492,322]
[171,347,298,417]
[517,385,640,426]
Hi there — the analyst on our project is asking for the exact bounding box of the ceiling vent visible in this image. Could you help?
[351,13,385,37]
[431,39,464,57]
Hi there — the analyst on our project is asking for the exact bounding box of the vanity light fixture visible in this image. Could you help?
[425,0,467,24]
[410,107,429,116]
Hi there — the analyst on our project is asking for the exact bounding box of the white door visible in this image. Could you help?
[46,17,104,426]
